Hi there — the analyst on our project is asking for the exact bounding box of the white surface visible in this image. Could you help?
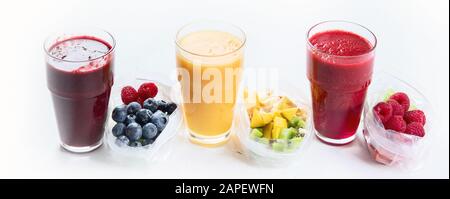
[0,0,448,179]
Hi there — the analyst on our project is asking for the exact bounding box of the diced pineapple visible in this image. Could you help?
[251,109,273,128]
[273,109,282,118]
[261,111,274,125]
[250,109,264,128]
[277,96,296,110]
[272,116,287,139]
[263,122,273,139]
[281,107,299,121]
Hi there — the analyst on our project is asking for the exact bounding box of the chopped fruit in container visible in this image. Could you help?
[244,91,308,153]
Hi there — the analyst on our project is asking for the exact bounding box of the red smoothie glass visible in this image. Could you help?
[306,21,377,145]
[45,29,115,153]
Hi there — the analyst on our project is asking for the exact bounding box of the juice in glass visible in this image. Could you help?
[45,29,115,152]
[175,22,245,146]
[306,21,377,145]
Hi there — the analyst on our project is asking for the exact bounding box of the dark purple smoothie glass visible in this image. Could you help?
[45,29,115,153]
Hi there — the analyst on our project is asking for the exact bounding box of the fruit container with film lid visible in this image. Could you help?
[105,76,183,161]
[232,78,313,166]
[362,72,437,170]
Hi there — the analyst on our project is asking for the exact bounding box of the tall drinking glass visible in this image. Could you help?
[175,21,246,146]
[45,29,115,152]
[306,21,377,145]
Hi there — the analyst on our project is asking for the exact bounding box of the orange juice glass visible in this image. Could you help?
[175,21,246,146]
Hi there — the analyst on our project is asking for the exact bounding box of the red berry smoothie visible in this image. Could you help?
[46,35,114,152]
[307,28,375,144]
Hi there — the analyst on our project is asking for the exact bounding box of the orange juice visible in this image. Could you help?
[176,27,245,146]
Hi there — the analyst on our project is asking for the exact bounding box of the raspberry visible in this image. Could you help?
[404,122,425,137]
[386,99,404,116]
[404,110,426,125]
[121,86,138,105]
[389,92,410,112]
[136,96,145,106]
[138,82,158,100]
[373,102,393,123]
[384,115,407,132]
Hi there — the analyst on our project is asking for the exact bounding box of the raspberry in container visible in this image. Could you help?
[362,72,437,170]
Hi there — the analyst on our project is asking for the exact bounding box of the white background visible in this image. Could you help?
[0,0,448,178]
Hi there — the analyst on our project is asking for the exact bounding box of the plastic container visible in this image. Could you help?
[105,78,183,160]
[232,83,313,166]
[362,72,436,170]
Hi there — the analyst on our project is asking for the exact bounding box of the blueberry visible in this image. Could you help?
[125,123,142,141]
[156,100,168,111]
[165,102,177,115]
[135,109,152,125]
[112,123,126,137]
[125,114,136,125]
[115,135,130,147]
[142,123,158,139]
[129,141,142,147]
[153,110,168,119]
[141,138,154,146]
[112,105,127,123]
[126,102,141,114]
[143,98,158,112]
[151,110,169,132]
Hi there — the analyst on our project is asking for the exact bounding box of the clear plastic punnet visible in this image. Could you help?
[232,77,313,166]
[362,72,436,170]
[105,77,183,161]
